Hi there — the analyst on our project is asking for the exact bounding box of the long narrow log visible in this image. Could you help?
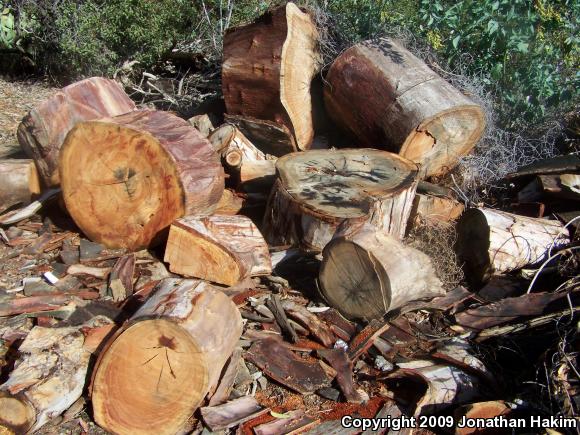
[91,278,243,435]
[222,3,321,151]
[319,223,444,320]
[164,215,271,286]
[59,109,224,250]
[263,149,418,252]
[0,317,114,433]
[0,159,41,212]
[18,77,135,186]
[456,208,570,284]
[324,38,485,178]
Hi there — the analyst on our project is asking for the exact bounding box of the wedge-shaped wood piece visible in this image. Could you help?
[456,208,570,285]
[0,317,114,433]
[263,149,419,252]
[201,396,268,431]
[0,159,41,213]
[222,3,321,151]
[225,114,297,157]
[91,278,242,435]
[324,39,485,178]
[18,77,136,186]
[409,193,464,228]
[108,253,136,302]
[165,215,271,286]
[59,109,224,250]
[320,224,444,320]
[245,338,336,394]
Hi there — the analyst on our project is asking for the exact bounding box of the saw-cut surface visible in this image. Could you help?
[59,110,224,250]
[0,159,41,212]
[17,77,135,186]
[222,3,320,151]
[324,38,485,178]
[263,149,418,252]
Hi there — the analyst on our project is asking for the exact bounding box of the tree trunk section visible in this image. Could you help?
[0,318,114,433]
[324,39,485,178]
[0,159,41,212]
[408,193,464,228]
[225,114,297,157]
[456,208,570,285]
[319,223,444,320]
[222,3,321,151]
[59,109,224,251]
[263,149,418,252]
[91,278,243,435]
[17,77,135,186]
[164,215,271,286]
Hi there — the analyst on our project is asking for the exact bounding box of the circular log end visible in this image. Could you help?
[320,238,391,320]
[92,319,209,435]
[60,121,185,250]
[455,208,492,285]
[0,396,35,433]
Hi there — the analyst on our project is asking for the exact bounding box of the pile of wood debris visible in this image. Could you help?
[0,3,578,434]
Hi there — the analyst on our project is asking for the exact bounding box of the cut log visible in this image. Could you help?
[17,77,135,186]
[319,223,444,320]
[59,109,224,250]
[225,114,297,156]
[91,278,243,435]
[263,149,418,252]
[188,114,215,138]
[240,160,277,193]
[0,317,114,433]
[209,124,265,161]
[164,215,271,286]
[324,38,485,178]
[0,159,41,212]
[215,189,245,215]
[222,3,321,151]
[408,193,464,228]
[456,208,570,284]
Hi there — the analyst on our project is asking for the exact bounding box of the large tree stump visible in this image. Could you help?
[164,215,271,286]
[319,223,444,320]
[0,318,114,433]
[324,38,485,178]
[17,77,135,186]
[263,149,419,252]
[0,159,41,212]
[456,208,570,285]
[91,278,243,435]
[222,3,321,151]
[59,110,224,251]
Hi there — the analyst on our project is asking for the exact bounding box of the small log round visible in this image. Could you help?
[17,77,135,186]
[0,159,41,212]
[59,110,224,250]
[324,39,485,178]
[222,3,321,151]
[456,208,570,284]
[263,149,419,252]
[91,279,242,435]
[319,223,444,320]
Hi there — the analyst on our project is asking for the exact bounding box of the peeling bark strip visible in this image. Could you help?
[0,317,114,433]
[222,3,321,151]
[201,396,268,431]
[91,278,242,435]
[317,349,362,403]
[324,38,485,178]
[320,223,444,320]
[18,77,136,186]
[263,149,419,252]
[456,208,570,285]
[59,109,225,251]
[254,409,319,435]
[165,215,271,286]
[0,159,41,213]
[281,300,336,347]
[108,253,136,302]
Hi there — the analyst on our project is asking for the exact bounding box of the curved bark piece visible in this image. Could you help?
[222,3,321,151]
[17,77,135,186]
[324,39,485,178]
[456,208,570,285]
[91,278,243,435]
[319,223,444,320]
[59,109,224,250]
[0,159,41,212]
[263,149,418,252]
[164,215,272,286]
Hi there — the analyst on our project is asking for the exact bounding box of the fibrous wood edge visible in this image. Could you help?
[263,149,419,252]
[59,109,224,250]
[0,159,41,213]
[91,278,242,435]
[164,215,271,286]
[455,208,570,285]
[17,77,136,186]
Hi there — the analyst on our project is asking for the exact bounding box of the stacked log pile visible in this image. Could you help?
[0,3,578,434]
